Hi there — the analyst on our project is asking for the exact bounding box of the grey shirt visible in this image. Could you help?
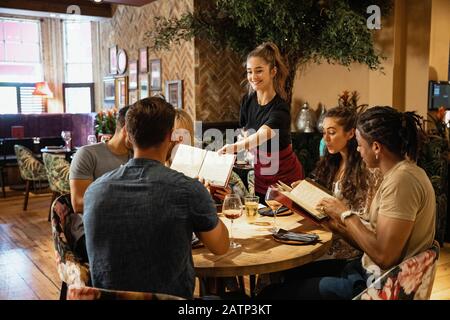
[83,158,218,299]
[69,142,129,181]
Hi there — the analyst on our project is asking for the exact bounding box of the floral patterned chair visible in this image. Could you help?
[43,153,70,221]
[354,241,440,300]
[67,285,186,300]
[14,144,48,210]
[51,194,90,300]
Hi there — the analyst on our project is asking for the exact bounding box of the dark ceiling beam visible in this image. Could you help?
[102,0,156,6]
[0,0,113,18]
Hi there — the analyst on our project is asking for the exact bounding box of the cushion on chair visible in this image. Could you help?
[51,194,90,287]
[43,153,70,194]
[14,145,47,181]
[67,285,186,300]
[354,242,440,300]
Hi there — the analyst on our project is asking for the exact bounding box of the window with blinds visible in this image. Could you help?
[0,83,45,114]
[19,85,45,113]
[0,18,44,114]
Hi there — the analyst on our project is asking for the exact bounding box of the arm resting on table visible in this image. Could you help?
[197,219,230,255]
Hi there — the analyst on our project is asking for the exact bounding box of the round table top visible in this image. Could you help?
[193,212,332,277]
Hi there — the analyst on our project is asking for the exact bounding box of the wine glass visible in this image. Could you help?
[61,131,72,151]
[265,186,283,234]
[222,194,243,249]
[87,135,97,145]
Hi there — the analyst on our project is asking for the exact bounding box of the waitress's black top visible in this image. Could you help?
[239,92,291,152]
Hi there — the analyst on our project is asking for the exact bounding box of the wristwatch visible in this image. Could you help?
[340,210,355,224]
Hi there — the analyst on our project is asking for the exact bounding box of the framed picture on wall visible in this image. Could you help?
[109,45,118,75]
[129,60,138,90]
[139,47,148,73]
[117,49,128,75]
[103,76,115,102]
[150,59,162,90]
[139,73,149,99]
[115,76,128,109]
[165,80,183,109]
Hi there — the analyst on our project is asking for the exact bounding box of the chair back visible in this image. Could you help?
[14,144,47,181]
[67,285,186,300]
[51,194,90,287]
[354,241,440,300]
[43,153,70,194]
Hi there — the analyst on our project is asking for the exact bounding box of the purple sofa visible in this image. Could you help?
[0,113,96,147]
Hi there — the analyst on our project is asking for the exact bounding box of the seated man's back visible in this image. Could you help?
[84,158,220,299]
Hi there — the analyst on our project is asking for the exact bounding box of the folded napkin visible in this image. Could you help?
[258,206,291,217]
[273,229,319,244]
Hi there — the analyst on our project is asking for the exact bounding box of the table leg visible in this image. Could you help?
[238,276,246,295]
[250,275,256,298]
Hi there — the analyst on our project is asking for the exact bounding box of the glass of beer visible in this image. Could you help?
[244,195,259,223]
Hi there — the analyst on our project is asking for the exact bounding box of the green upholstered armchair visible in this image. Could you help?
[14,144,48,210]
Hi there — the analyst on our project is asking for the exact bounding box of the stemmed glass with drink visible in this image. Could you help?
[61,131,72,151]
[265,185,283,234]
[87,134,97,145]
[222,194,243,249]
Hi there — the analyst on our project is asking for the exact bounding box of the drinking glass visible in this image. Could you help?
[222,194,243,249]
[244,195,259,223]
[61,131,72,151]
[87,135,97,145]
[265,186,283,233]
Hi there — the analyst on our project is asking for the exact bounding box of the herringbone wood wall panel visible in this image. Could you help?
[99,0,242,122]
[99,0,196,119]
[195,38,243,122]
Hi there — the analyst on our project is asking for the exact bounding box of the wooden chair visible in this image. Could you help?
[14,144,48,210]
[51,194,90,300]
[354,241,440,300]
[67,285,185,300]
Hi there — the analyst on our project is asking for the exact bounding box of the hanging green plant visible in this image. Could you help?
[145,0,393,103]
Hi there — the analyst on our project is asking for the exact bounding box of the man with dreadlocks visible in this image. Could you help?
[259,106,435,300]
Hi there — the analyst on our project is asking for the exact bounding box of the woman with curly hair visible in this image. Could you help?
[293,106,382,259]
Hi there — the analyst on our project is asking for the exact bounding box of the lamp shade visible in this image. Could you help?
[32,81,53,98]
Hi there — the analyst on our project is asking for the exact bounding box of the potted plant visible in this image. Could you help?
[95,108,117,142]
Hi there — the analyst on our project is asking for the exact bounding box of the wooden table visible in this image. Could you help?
[193,212,332,296]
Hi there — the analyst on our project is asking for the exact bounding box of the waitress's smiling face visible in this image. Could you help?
[246,56,276,93]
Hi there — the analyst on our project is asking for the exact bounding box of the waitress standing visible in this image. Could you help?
[219,42,304,200]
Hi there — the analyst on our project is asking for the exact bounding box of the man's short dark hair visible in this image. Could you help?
[116,105,130,130]
[126,97,175,149]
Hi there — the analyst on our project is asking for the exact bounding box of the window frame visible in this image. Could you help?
[62,82,95,113]
[0,17,43,84]
[0,82,46,114]
[62,20,93,84]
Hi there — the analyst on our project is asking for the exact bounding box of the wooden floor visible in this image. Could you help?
[0,189,449,300]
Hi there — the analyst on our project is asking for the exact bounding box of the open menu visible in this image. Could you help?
[275,179,334,223]
[170,144,236,187]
